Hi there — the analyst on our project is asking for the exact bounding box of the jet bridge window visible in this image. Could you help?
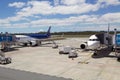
[89,39,99,41]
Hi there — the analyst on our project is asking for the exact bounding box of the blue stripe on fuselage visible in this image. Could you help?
[27,34,50,39]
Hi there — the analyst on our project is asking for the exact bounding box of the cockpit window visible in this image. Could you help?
[89,39,99,41]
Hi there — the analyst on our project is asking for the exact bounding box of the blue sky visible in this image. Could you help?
[0,0,120,33]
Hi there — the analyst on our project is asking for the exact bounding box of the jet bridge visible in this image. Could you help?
[95,33,112,45]
[113,29,120,61]
[116,34,120,47]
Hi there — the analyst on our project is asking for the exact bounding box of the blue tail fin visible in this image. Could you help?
[47,26,51,37]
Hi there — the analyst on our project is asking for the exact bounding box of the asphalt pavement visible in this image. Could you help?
[0,67,72,80]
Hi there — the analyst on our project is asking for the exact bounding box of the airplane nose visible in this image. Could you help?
[87,35,100,50]
[87,41,100,50]
[88,41,95,49]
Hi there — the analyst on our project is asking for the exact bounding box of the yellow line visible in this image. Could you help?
[78,53,93,64]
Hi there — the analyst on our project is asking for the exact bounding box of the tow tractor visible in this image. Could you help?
[59,46,78,58]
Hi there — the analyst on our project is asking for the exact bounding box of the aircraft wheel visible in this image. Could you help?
[52,45,58,49]
[93,53,97,56]
[59,51,63,54]
[117,57,120,62]
[29,42,32,46]
[111,47,115,52]
[39,41,41,45]
[35,44,38,46]
[24,43,28,46]
[5,57,12,64]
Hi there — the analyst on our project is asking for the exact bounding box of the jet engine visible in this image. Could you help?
[30,41,37,46]
[80,42,88,49]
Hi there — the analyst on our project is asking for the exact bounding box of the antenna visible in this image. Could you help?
[107,23,110,45]
[114,28,117,54]
[107,23,110,34]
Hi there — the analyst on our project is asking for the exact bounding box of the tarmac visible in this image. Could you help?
[0,38,120,80]
[0,67,72,80]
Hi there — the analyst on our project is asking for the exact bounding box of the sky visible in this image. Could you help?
[0,0,120,33]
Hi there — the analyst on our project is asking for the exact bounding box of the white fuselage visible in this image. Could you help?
[14,27,51,46]
[87,35,100,50]
[15,35,35,43]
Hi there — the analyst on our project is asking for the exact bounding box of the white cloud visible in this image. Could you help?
[99,12,120,23]
[0,19,9,24]
[76,25,120,31]
[52,3,100,14]
[5,1,100,23]
[7,0,120,18]
[15,0,100,17]
[0,22,30,28]
[98,0,120,6]
[39,29,44,32]
[54,0,59,6]
[23,12,120,27]
[0,14,29,25]
[1,12,120,29]
[61,0,85,5]
[30,19,73,26]
[8,2,25,8]
[17,1,53,16]
[0,0,119,31]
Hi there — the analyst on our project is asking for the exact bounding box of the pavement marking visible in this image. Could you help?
[78,53,93,64]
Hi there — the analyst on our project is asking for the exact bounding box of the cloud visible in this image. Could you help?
[0,0,120,31]
[98,0,120,7]
[75,24,120,31]
[0,22,30,28]
[17,1,52,16]
[1,12,120,28]
[39,29,45,32]
[99,12,120,23]
[8,2,25,8]
[14,0,101,17]
[54,0,59,6]
[0,19,9,24]
[7,0,120,19]
[61,0,85,5]
[0,15,29,24]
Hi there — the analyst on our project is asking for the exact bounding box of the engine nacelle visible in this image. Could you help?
[30,41,37,46]
[80,42,88,49]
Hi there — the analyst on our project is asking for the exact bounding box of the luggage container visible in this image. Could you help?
[68,50,78,58]
[59,46,73,54]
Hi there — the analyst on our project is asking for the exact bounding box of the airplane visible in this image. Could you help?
[15,27,52,46]
[80,33,112,54]
[80,27,120,62]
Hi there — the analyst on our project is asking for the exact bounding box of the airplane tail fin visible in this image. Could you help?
[46,26,51,37]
